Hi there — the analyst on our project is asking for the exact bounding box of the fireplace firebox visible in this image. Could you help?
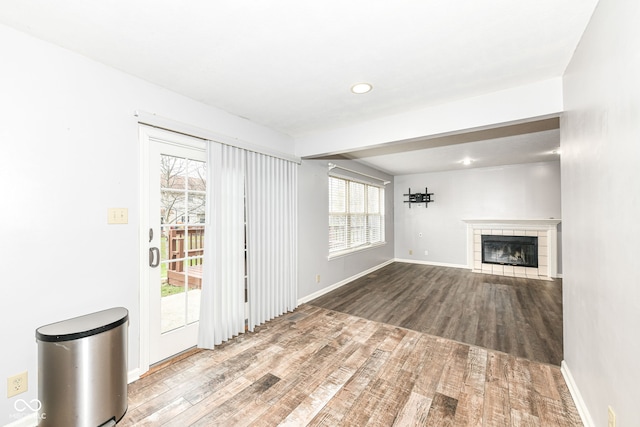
[481,235,538,268]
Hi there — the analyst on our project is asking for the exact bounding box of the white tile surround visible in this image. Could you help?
[462,219,561,281]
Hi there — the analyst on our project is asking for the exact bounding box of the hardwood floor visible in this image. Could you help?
[121,304,581,426]
[309,263,563,366]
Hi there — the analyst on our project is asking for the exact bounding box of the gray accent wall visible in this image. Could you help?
[561,0,640,425]
[394,161,562,271]
[297,160,395,301]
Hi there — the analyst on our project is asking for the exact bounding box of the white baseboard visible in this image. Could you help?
[393,258,468,269]
[298,258,469,305]
[298,259,395,304]
[4,413,37,427]
[128,367,141,384]
[561,360,594,427]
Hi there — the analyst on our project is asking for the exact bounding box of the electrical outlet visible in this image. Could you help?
[409,249,413,255]
[315,274,320,283]
[608,406,616,427]
[7,372,28,398]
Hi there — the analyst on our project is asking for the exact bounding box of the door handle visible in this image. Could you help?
[149,247,160,268]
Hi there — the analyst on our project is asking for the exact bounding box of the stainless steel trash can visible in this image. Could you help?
[36,307,129,427]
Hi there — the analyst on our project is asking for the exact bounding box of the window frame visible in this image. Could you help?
[328,175,386,259]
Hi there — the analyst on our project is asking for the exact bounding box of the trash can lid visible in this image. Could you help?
[36,307,129,342]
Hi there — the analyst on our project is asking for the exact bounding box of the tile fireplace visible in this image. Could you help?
[463,219,561,280]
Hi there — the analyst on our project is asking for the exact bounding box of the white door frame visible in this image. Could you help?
[139,125,152,376]
[138,124,206,375]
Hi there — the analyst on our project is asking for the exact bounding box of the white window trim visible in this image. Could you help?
[327,241,387,260]
[328,175,386,257]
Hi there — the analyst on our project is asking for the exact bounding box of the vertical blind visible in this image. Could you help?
[198,143,298,349]
[246,152,298,331]
[198,143,246,348]
[329,176,385,253]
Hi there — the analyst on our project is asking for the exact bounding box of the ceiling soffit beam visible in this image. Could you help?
[295,78,563,159]
[306,116,559,160]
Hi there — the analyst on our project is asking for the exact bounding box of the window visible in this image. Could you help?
[329,176,385,256]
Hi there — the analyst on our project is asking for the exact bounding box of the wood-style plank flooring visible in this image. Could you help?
[309,263,563,365]
[121,304,581,426]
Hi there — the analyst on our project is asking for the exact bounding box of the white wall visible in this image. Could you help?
[561,0,640,425]
[0,24,293,425]
[394,161,562,269]
[297,160,394,301]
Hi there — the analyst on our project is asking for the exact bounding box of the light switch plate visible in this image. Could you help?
[108,208,128,224]
[608,406,616,427]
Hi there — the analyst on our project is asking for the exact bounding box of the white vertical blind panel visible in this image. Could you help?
[246,152,298,331]
[198,143,246,348]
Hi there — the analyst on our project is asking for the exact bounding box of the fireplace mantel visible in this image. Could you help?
[462,218,561,228]
[462,219,561,280]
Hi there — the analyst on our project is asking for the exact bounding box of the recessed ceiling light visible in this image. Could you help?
[461,158,472,166]
[351,83,373,94]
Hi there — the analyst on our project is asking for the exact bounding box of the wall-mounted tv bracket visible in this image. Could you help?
[403,187,434,208]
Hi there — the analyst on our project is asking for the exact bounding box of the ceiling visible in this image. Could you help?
[0,0,598,174]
